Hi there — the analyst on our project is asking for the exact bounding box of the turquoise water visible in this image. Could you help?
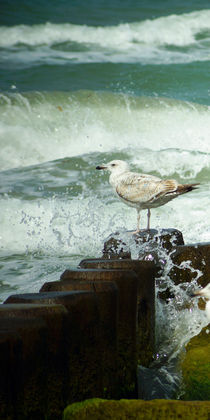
[1,0,210,398]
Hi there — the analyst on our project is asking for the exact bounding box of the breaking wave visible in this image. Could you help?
[1,10,210,64]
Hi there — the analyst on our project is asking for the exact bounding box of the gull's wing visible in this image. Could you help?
[115,172,178,204]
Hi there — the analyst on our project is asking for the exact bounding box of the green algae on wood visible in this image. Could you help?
[181,325,210,401]
[63,398,210,420]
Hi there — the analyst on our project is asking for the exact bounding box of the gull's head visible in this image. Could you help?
[96,160,130,174]
[191,283,210,300]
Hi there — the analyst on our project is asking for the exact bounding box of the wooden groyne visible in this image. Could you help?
[0,228,209,419]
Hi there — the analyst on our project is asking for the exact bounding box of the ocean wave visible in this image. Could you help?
[1,10,210,48]
[1,10,210,64]
[0,91,210,174]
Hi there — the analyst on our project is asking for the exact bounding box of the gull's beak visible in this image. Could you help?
[96,165,107,170]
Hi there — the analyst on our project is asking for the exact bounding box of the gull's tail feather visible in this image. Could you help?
[176,183,200,195]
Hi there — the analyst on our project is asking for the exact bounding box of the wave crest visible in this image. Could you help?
[0,91,210,172]
[1,10,210,49]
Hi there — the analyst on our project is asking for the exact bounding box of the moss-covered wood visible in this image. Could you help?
[181,325,210,401]
[63,398,210,420]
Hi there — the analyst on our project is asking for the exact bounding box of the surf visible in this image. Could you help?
[0,91,210,176]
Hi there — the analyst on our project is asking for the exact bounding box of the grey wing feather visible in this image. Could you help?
[116,173,178,204]
[116,173,161,204]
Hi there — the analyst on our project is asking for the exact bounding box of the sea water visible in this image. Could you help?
[1,0,210,398]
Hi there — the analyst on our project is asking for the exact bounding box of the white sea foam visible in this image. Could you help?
[0,195,122,255]
[1,44,207,67]
[1,92,210,173]
[1,10,210,64]
[1,10,210,48]
[0,183,208,256]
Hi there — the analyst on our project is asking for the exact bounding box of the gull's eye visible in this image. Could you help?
[111,163,116,167]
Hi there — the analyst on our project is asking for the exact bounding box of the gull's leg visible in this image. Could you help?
[137,210,140,232]
[147,208,151,230]
[129,209,141,235]
[130,209,141,234]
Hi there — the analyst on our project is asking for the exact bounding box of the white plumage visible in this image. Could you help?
[96,159,199,232]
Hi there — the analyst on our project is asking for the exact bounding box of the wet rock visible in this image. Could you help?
[6,288,118,399]
[79,259,158,366]
[181,325,210,401]
[0,304,67,419]
[103,228,184,260]
[169,243,210,287]
[157,287,175,302]
[42,269,139,398]
[63,398,210,420]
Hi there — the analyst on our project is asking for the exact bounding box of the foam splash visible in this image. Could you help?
[1,91,210,172]
[0,185,208,256]
[0,195,109,256]
[138,234,208,399]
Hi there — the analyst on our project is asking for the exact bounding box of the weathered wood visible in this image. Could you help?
[79,259,158,366]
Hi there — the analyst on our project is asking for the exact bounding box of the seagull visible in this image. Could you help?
[96,159,199,233]
[191,283,210,322]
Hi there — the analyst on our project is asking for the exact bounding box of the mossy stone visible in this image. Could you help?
[63,398,210,420]
[181,325,210,400]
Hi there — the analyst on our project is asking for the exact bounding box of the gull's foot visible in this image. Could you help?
[128,229,150,235]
